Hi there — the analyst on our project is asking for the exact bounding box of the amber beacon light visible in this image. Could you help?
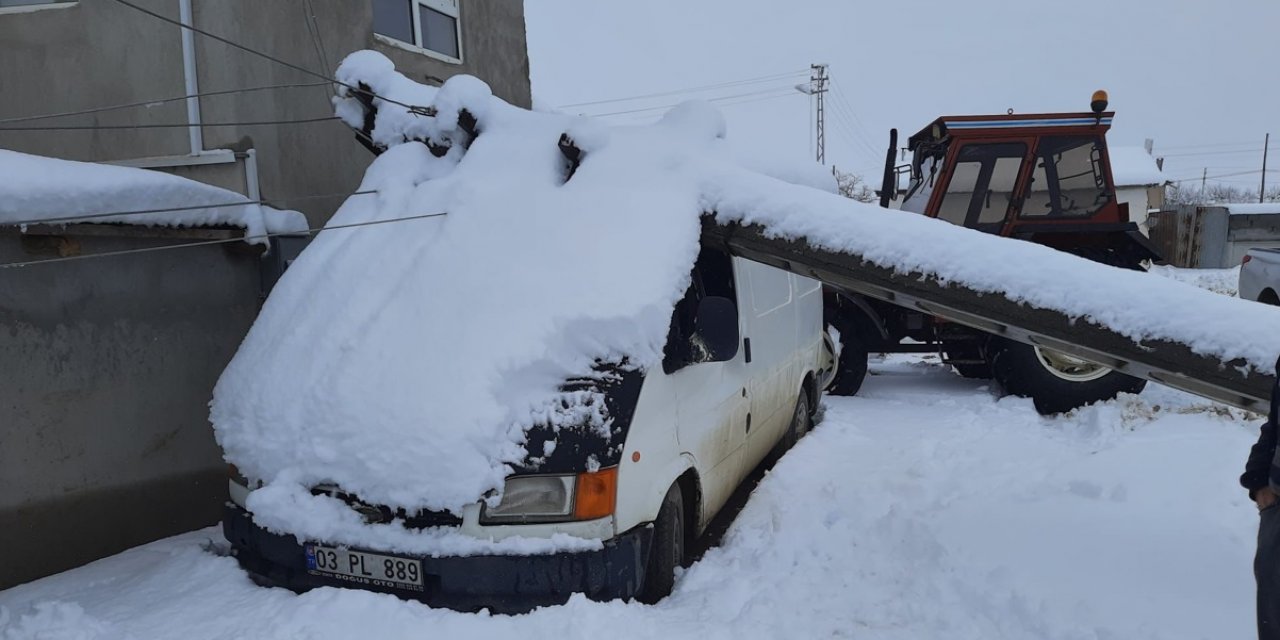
[1090,90,1109,114]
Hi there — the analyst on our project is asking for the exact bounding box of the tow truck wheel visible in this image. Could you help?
[991,340,1146,415]
[825,322,868,396]
[638,483,684,604]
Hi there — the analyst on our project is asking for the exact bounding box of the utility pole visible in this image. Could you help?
[796,64,829,164]
[1262,133,1270,203]
[813,64,828,164]
[1201,167,1207,201]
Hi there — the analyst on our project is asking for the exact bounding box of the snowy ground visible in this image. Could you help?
[0,356,1264,640]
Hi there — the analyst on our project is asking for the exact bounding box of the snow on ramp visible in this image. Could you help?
[211,51,1280,548]
[0,149,306,243]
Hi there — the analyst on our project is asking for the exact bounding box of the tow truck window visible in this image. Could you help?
[1022,136,1109,218]
[935,143,1027,228]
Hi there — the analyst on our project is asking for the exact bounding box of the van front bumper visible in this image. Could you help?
[221,505,650,613]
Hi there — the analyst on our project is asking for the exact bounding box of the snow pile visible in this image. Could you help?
[1108,146,1167,187]
[3,360,1264,638]
[1149,264,1241,297]
[213,50,1280,547]
[0,149,307,244]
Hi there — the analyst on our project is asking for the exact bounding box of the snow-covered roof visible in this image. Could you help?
[0,149,308,244]
[1223,202,1280,215]
[1108,146,1168,187]
[210,51,1280,552]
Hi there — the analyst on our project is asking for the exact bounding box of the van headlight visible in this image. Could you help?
[480,475,575,523]
[479,468,617,524]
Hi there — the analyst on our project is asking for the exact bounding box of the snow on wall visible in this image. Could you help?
[0,149,307,243]
[211,51,1280,550]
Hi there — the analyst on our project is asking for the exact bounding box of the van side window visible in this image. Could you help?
[663,246,737,373]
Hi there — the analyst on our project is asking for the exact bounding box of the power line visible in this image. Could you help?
[828,81,881,154]
[586,87,798,117]
[0,116,341,131]
[106,0,431,116]
[1168,169,1278,183]
[604,91,800,124]
[1155,140,1266,152]
[1160,147,1273,159]
[2,190,377,228]
[558,70,809,109]
[0,82,333,124]
[1,208,449,270]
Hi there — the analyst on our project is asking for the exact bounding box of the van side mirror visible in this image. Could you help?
[694,296,739,363]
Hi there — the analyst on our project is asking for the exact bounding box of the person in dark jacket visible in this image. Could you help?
[1241,356,1280,640]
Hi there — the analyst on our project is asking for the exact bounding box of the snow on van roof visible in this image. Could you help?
[1108,146,1167,187]
[0,149,307,243]
[211,51,1280,550]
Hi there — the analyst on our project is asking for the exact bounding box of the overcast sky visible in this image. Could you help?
[525,0,1279,190]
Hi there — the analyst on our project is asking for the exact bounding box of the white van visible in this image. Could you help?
[223,243,833,612]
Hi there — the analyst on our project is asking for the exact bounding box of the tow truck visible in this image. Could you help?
[818,92,1175,413]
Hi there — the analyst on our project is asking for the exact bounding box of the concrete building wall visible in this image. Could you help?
[0,0,531,226]
[0,225,275,589]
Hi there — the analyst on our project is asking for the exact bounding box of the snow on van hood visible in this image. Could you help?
[212,51,1280,548]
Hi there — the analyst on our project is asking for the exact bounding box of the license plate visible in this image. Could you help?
[305,544,425,592]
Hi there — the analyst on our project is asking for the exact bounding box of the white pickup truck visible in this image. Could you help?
[1240,248,1280,306]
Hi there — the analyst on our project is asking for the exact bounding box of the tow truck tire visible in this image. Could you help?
[991,340,1146,415]
[638,484,684,604]
[826,323,868,396]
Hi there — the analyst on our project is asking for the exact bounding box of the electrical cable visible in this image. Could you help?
[0,82,333,124]
[0,116,342,131]
[586,87,798,117]
[2,190,377,229]
[0,209,448,270]
[558,70,809,109]
[106,0,431,115]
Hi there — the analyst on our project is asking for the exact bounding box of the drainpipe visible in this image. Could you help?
[179,0,203,155]
[244,149,261,201]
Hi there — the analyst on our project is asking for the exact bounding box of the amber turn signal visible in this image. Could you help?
[573,467,617,520]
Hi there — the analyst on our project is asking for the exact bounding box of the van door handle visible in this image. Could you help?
[745,413,751,433]
[743,337,752,363]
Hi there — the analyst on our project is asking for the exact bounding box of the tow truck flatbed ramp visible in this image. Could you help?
[703,219,1276,414]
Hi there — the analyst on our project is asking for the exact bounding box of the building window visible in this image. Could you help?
[373,0,462,63]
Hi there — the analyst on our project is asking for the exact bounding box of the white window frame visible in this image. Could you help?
[374,0,463,65]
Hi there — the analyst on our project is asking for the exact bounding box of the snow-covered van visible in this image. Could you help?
[221,242,831,611]
[210,51,840,612]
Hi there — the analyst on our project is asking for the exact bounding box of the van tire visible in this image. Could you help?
[827,323,868,396]
[991,339,1146,415]
[638,484,684,604]
[780,391,812,451]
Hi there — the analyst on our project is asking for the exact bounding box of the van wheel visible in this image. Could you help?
[826,323,868,396]
[991,340,1146,415]
[638,484,684,604]
[780,391,812,451]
